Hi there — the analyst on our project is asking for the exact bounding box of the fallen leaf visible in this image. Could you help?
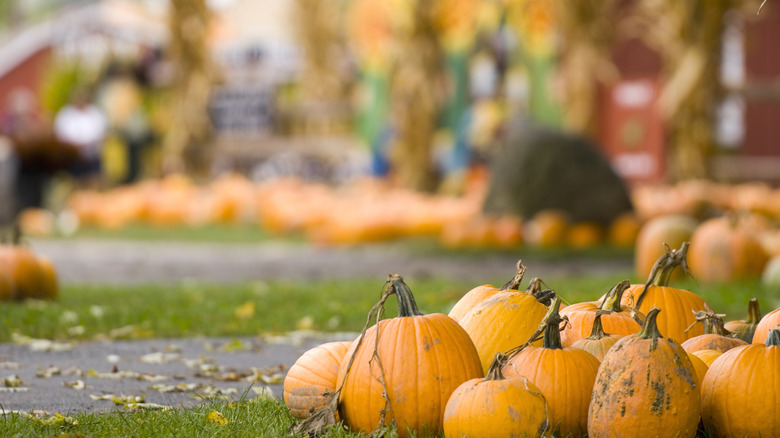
[35,366,61,378]
[3,375,23,387]
[234,301,255,321]
[207,410,228,426]
[62,380,86,390]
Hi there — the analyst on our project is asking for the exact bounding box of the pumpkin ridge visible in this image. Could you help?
[422,315,447,424]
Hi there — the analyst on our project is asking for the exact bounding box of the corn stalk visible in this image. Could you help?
[163,0,219,179]
[388,0,444,192]
[632,0,735,181]
[554,0,619,137]
[292,0,351,103]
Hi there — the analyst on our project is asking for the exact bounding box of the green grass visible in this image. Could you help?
[2,275,778,344]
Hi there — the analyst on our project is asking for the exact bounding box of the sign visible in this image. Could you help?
[209,86,274,134]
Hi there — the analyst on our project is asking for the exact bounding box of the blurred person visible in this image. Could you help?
[1,87,76,215]
[54,88,108,188]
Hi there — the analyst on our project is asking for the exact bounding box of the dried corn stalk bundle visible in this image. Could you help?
[293,0,351,103]
[633,0,735,181]
[163,0,219,179]
[554,0,619,137]
[389,0,444,192]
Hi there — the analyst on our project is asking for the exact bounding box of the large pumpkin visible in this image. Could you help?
[681,309,747,354]
[503,297,601,437]
[443,354,549,438]
[588,308,701,438]
[622,242,709,342]
[560,279,642,346]
[458,283,550,373]
[688,215,769,283]
[724,297,762,343]
[448,260,526,322]
[337,275,483,437]
[752,307,780,344]
[283,340,352,420]
[701,328,780,437]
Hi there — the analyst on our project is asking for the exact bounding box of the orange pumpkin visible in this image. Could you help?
[524,209,570,248]
[622,243,709,342]
[681,309,747,354]
[448,261,526,322]
[701,328,780,437]
[570,312,624,361]
[337,275,483,437]
[35,255,58,300]
[588,308,701,438]
[443,354,549,438]
[560,280,642,346]
[724,298,762,343]
[752,307,780,344]
[686,351,709,388]
[607,212,641,248]
[688,215,769,283]
[0,240,44,300]
[503,298,601,437]
[284,341,352,420]
[692,349,723,367]
[634,214,698,280]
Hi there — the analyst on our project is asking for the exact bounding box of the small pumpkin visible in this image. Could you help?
[588,308,701,438]
[503,297,601,437]
[622,242,709,342]
[688,215,769,283]
[701,328,780,437]
[724,298,762,343]
[448,260,526,322]
[570,311,624,361]
[560,279,642,346]
[458,280,551,373]
[634,214,698,280]
[752,307,780,344]
[0,229,44,300]
[686,351,709,388]
[443,354,549,438]
[283,340,352,420]
[35,255,58,300]
[681,309,747,354]
[692,349,723,367]
[337,275,483,438]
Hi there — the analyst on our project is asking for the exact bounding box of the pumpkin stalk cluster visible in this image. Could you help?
[637,242,690,307]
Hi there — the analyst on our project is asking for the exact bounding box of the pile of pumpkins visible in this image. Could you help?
[283,245,780,437]
[0,228,58,301]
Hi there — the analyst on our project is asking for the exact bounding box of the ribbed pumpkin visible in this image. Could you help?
[622,243,709,342]
[284,340,352,420]
[503,298,601,437]
[701,328,780,437]
[570,312,624,361]
[752,307,780,344]
[337,275,483,438]
[688,215,769,283]
[693,349,723,367]
[724,298,761,343]
[560,280,642,346]
[588,308,701,438]
[634,214,698,280]
[448,261,526,322]
[458,281,550,373]
[681,309,747,354]
[443,354,549,438]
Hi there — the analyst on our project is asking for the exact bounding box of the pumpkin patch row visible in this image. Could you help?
[0,228,58,301]
[284,246,780,437]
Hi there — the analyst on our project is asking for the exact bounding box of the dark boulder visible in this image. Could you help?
[482,124,633,225]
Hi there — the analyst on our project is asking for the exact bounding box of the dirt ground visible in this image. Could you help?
[0,239,632,415]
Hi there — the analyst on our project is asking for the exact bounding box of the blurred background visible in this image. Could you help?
[1,0,778,253]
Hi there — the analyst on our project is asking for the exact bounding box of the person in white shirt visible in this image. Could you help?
[54,88,108,185]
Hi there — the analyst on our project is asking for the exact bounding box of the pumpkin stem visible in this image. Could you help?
[485,353,508,381]
[499,260,526,291]
[525,277,545,296]
[766,329,780,347]
[637,307,663,342]
[534,289,557,306]
[586,311,611,340]
[686,308,732,336]
[636,243,691,308]
[599,280,631,312]
[388,274,423,317]
[745,298,762,324]
[541,297,565,349]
